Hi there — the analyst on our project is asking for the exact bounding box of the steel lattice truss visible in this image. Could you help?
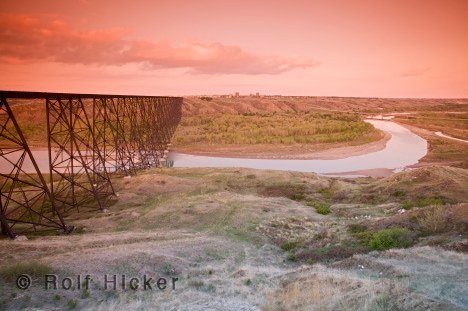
[0,91,182,237]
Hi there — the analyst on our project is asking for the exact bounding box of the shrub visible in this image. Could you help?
[81,288,90,299]
[392,190,405,197]
[348,224,368,234]
[289,193,305,201]
[354,231,374,245]
[318,188,334,199]
[402,201,413,210]
[67,299,78,309]
[307,200,331,215]
[419,206,447,233]
[402,196,446,210]
[280,240,300,251]
[315,204,331,215]
[162,263,178,276]
[418,196,446,207]
[369,228,414,250]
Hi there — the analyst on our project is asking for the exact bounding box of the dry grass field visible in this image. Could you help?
[0,167,467,310]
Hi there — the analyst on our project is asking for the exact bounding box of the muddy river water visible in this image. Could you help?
[168,120,428,175]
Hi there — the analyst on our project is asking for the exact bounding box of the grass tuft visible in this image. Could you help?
[306,200,331,215]
[368,228,414,251]
[280,240,300,251]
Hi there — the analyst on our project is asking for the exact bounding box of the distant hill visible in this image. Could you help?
[182,96,467,116]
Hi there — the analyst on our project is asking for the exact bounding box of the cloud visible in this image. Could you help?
[0,14,318,75]
[400,67,430,77]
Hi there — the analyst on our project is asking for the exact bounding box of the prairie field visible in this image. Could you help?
[0,167,466,310]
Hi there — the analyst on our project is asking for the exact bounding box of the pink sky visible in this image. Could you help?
[0,0,467,97]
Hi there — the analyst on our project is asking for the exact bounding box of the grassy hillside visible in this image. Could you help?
[0,167,466,310]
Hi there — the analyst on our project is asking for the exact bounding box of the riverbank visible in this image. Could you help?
[169,120,428,178]
[174,130,390,160]
[394,122,468,169]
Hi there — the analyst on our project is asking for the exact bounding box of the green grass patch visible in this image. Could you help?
[402,196,446,210]
[318,187,334,200]
[287,253,297,261]
[354,231,374,245]
[368,228,414,251]
[280,240,301,251]
[306,200,331,215]
[67,299,78,309]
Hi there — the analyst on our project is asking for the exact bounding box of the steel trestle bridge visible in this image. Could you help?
[0,91,182,238]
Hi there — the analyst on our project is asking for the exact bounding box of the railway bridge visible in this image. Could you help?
[0,91,183,237]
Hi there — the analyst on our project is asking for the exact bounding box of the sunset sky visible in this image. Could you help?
[0,0,467,97]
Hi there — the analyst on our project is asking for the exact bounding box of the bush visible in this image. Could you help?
[354,231,374,245]
[369,228,414,250]
[67,299,78,309]
[307,200,331,215]
[418,196,446,207]
[402,196,446,210]
[419,206,447,234]
[348,224,368,234]
[402,201,413,210]
[280,240,300,251]
[392,190,405,197]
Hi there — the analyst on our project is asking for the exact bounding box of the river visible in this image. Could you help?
[168,120,428,175]
[0,120,428,176]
